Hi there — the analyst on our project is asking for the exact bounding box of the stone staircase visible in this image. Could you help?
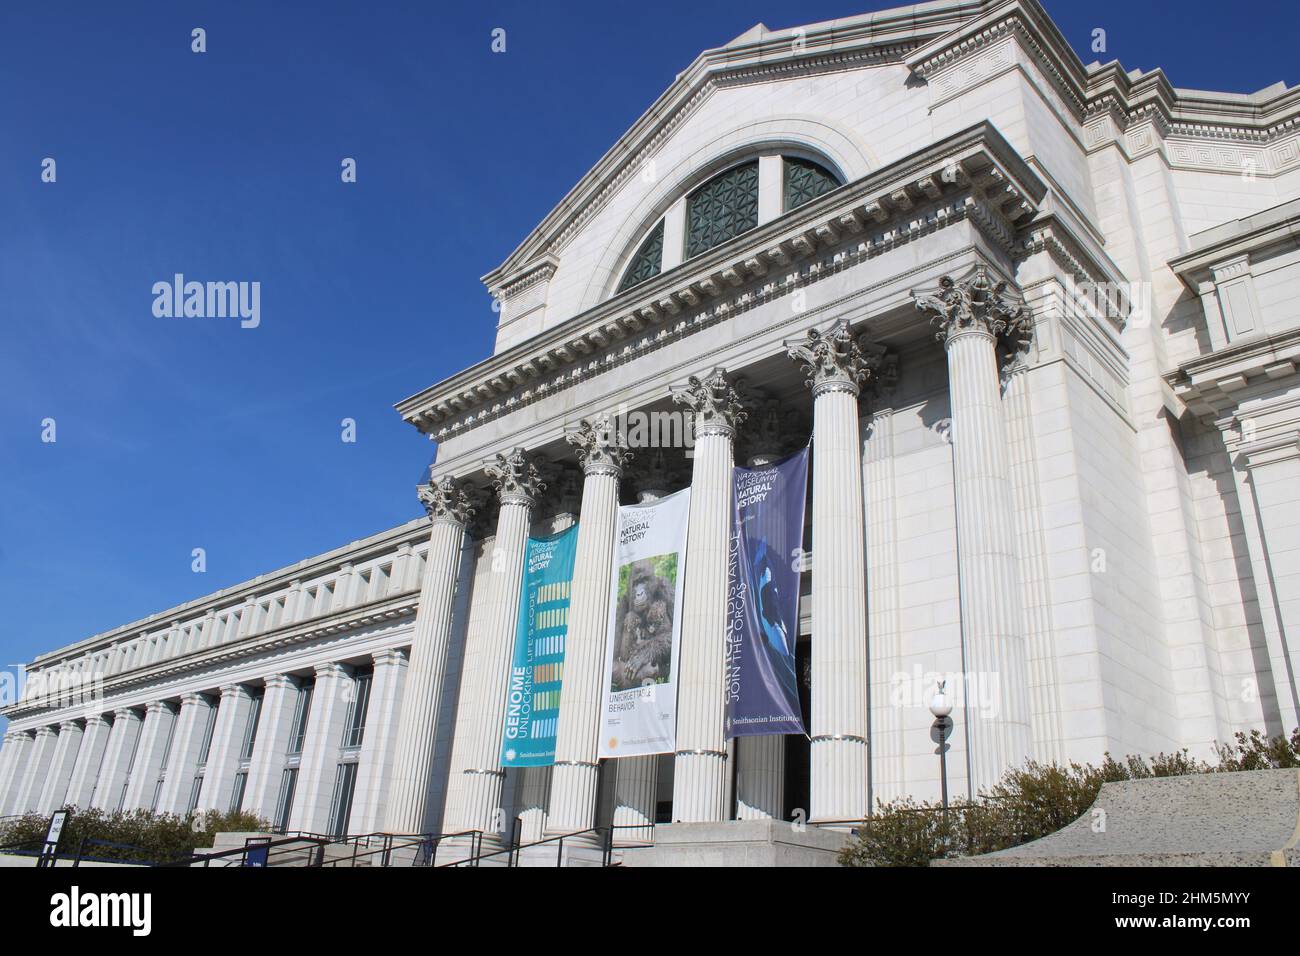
[938,768,1300,867]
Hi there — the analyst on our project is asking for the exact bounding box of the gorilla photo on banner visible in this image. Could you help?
[610,554,677,691]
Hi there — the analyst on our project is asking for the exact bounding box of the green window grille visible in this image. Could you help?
[783,157,840,212]
[686,161,759,259]
[617,219,665,294]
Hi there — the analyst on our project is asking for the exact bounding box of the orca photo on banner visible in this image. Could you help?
[500,524,578,767]
[725,446,808,737]
[598,488,691,758]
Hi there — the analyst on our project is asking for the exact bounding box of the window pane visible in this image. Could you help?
[241,691,264,760]
[230,771,248,814]
[275,768,298,832]
[686,162,759,259]
[327,763,358,838]
[288,681,314,755]
[616,219,664,293]
[783,157,840,212]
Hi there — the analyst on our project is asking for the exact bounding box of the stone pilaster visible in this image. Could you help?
[547,416,630,838]
[37,721,84,814]
[91,709,143,811]
[156,692,214,814]
[386,475,475,834]
[11,726,57,814]
[0,732,33,815]
[198,684,256,813]
[914,265,1033,793]
[670,368,746,822]
[1003,358,1063,762]
[787,319,889,823]
[458,448,545,845]
[122,701,176,811]
[64,716,112,810]
[353,648,408,833]
[243,675,299,821]
[290,663,353,833]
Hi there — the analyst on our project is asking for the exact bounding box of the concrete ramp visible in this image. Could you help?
[938,768,1300,867]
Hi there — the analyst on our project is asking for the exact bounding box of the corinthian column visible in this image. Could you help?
[547,417,629,838]
[459,448,545,846]
[913,264,1033,793]
[386,475,476,834]
[670,368,746,822]
[786,319,889,824]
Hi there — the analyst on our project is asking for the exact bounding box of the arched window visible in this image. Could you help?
[617,219,664,294]
[686,161,760,259]
[783,157,840,212]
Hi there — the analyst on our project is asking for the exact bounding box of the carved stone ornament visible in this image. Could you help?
[417,474,476,525]
[565,414,632,477]
[670,367,748,438]
[786,318,893,398]
[912,264,1033,352]
[484,447,547,507]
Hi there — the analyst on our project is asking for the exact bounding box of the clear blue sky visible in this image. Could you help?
[1,0,1297,720]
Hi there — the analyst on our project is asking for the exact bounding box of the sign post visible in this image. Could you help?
[37,809,71,868]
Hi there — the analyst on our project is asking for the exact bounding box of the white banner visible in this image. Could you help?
[598,487,691,759]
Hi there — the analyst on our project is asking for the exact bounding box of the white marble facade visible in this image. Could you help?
[4,0,1300,840]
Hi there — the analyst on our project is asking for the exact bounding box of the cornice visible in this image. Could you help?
[1165,327,1300,418]
[27,517,430,670]
[2,589,421,720]
[399,123,1047,441]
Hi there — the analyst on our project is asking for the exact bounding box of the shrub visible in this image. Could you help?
[838,727,1298,867]
[0,806,271,864]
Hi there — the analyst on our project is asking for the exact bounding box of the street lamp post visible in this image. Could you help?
[928,681,953,817]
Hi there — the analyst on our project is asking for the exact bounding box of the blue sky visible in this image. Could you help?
[1,0,1297,722]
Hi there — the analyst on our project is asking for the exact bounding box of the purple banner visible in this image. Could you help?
[724,446,808,738]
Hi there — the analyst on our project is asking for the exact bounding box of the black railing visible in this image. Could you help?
[155,834,332,868]
[72,838,157,867]
[440,823,654,868]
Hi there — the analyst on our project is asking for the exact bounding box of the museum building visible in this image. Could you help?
[2,0,1299,861]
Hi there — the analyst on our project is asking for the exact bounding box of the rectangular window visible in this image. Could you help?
[229,771,248,814]
[187,775,204,815]
[326,763,358,839]
[274,768,298,832]
[341,670,373,749]
[288,680,314,755]
[241,689,264,760]
[196,698,218,766]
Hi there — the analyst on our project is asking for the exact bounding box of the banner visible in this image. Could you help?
[598,488,691,759]
[724,446,808,738]
[500,524,579,768]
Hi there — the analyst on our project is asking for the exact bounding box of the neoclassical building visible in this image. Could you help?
[3,0,1299,861]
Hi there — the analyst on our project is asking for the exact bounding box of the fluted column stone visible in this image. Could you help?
[243,675,299,821]
[37,721,84,814]
[65,716,112,810]
[671,368,746,822]
[92,709,143,811]
[386,475,476,834]
[786,319,892,824]
[546,416,630,837]
[914,265,1033,793]
[0,732,33,814]
[12,726,58,814]
[458,448,545,845]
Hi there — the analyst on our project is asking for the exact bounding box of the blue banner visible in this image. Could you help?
[500,524,579,767]
[724,447,808,738]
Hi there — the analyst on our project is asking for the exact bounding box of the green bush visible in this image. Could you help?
[839,728,1300,867]
[0,806,271,864]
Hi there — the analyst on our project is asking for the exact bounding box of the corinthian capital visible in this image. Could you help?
[418,475,476,526]
[785,318,892,398]
[565,415,632,478]
[912,264,1031,348]
[484,448,547,507]
[671,367,747,438]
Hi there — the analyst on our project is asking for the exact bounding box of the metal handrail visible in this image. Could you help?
[441,823,653,868]
[72,837,156,867]
[154,834,331,868]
